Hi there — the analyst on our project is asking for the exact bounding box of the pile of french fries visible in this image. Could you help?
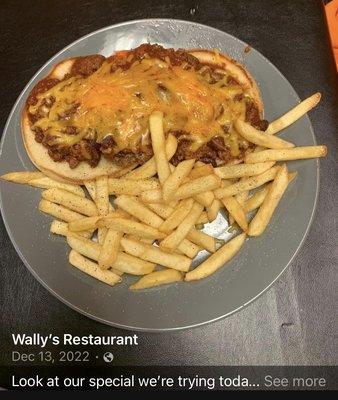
[1,93,327,290]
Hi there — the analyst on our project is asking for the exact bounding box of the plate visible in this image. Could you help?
[0,19,319,331]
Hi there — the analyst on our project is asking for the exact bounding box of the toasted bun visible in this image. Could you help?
[22,48,263,184]
[22,58,121,184]
[188,49,263,115]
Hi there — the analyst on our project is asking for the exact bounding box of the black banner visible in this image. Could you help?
[0,366,336,390]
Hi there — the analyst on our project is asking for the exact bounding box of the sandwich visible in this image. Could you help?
[23,44,267,184]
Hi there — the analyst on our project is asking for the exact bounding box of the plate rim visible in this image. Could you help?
[0,18,320,331]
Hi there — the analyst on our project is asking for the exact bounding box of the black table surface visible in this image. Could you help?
[1,0,337,367]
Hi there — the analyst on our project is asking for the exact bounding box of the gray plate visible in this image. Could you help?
[0,19,318,331]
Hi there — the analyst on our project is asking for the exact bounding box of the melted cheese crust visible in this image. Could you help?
[29,57,249,154]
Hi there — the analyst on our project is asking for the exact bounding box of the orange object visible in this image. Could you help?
[325,0,338,70]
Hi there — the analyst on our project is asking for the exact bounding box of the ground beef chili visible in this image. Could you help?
[26,44,268,169]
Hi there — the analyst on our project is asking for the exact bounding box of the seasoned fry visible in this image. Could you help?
[214,167,278,198]
[98,229,123,269]
[149,111,171,184]
[68,215,100,232]
[42,188,98,216]
[84,180,96,200]
[266,93,321,135]
[185,233,246,281]
[98,217,166,240]
[50,220,92,238]
[67,233,155,275]
[214,161,275,179]
[189,164,214,179]
[206,199,222,222]
[140,188,163,203]
[28,177,85,197]
[95,175,109,244]
[248,164,289,236]
[114,195,163,228]
[162,159,195,201]
[174,174,221,201]
[178,239,200,258]
[245,146,327,164]
[235,120,295,149]
[95,175,109,215]
[147,202,174,219]
[193,191,215,208]
[69,250,121,286]
[125,134,177,180]
[111,163,139,178]
[186,229,216,253]
[160,202,203,251]
[159,198,194,233]
[221,196,248,232]
[108,177,160,195]
[130,269,183,290]
[243,171,297,213]
[1,171,45,184]
[198,211,209,224]
[120,237,191,272]
[39,199,84,222]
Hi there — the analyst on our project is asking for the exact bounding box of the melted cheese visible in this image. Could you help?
[29,58,248,153]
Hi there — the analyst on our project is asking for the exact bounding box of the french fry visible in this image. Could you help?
[1,171,45,184]
[95,175,109,244]
[159,198,194,233]
[39,199,84,222]
[214,161,275,179]
[186,229,216,253]
[193,191,215,208]
[162,159,195,201]
[42,188,98,216]
[50,220,92,238]
[245,146,327,164]
[108,178,160,195]
[149,111,171,184]
[198,212,209,224]
[229,184,249,225]
[160,202,204,251]
[140,189,163,203]
[206,199,222,222]
[221,196,248,231]
[111,163,138,178]
[214,167,278,198]
[67,233,155,275]
[266,93,321,135]
[130,269,183,290]
[69,250,121,286]
[235,120,295,149]
[120,237,191,272]
[126,134,177,180]
[178,239,200,258]
[95,176,109,215]
[68,216,100,232]
[189,164,214,179]
[248,164,289,236]
[185,233,246,281]
[114,195,164,228]
[98,229,123,269]
[84,180,96,200]
[174,174,221,201]
[147,202,174,219]
[243,171,297,213]
[28,177,85,197]
[98,217,166,240]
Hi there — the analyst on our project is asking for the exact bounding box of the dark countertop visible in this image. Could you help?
[1,0,337,367]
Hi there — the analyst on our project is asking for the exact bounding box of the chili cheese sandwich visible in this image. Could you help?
[23,44,267,184]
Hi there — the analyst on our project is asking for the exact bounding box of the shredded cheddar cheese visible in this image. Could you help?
[29,57,250,154]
